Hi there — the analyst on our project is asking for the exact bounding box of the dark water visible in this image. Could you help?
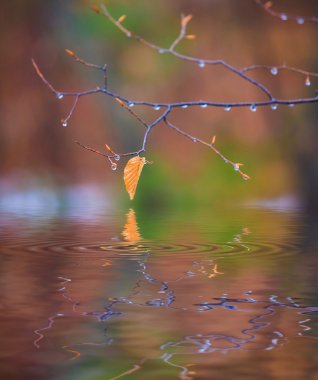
[1,201,318,380]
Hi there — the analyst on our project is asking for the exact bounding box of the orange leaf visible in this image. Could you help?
[124,156,146,200]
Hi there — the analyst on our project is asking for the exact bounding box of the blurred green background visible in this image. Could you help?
[0,0,317,210]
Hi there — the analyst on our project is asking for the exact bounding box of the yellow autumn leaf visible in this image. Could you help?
[124,156,146,200]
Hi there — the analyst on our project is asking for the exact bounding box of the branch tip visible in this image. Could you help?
[181,14,193,27]
[65,49,76,58]
[91,5,100,14]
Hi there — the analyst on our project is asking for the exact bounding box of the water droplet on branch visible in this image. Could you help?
[200,103,208,108]
[224,105,231,111]
[153,105,161,110]
[198,60,205,68]
[280,13,288,21]
[158,48,165,54]
[62,120,68,127]
[128,102,135,108]
[181,104,188,109]
[111,163,117,171]
[305,76,311,87]
[270,67,278,75]
[271,103,278,110]
[56,93,64,100]
[250,104,257,112]
[296,17,305,25]
[114,155,120,161]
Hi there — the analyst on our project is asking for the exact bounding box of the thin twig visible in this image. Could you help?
[254,0,318,24]
[96,4,275,100]
[32,3,318,181]
[65,49,108,87]
[164,118,250,180]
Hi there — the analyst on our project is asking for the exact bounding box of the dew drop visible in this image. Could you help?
[56,93,64,100]
[271,103,278,110]
[153,105,161,110]
[280,13,288,21]
[305,76,311,87]
[297,17,305,25]
[224,105,231,111]
[128,102,135,108]
[114,155,120,161]
[198,60,205,68]
[181,104,188,109]
[234,164,239,171]
[250,104,257,112]
[200,103,208,108]
[192,138,197,143]
[270,67,278,75]
[158,48,165,54]
[289,103,295,107]
[62,120,68,127]
[111,163,117,171]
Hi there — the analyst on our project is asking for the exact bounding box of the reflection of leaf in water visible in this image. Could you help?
[102,260,112,267]
[207,264,223,279]
[122,209,142,242]
[124,156,146,200]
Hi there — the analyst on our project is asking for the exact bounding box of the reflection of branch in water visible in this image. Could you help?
[106,293,317,379]
[33,209,318,379]
[57,276,80,312]
[62,347,81,361]
[34,314,62,348]
[161,353,193,380]
[33,276,82,349]
[109,364,142,380]
[62,340,112,361]
[33,276,79,348]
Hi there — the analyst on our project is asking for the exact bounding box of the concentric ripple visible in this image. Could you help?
[3,238,299,260]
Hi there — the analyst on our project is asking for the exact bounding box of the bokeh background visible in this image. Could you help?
[1,3,318,380]
[1,0,317,210]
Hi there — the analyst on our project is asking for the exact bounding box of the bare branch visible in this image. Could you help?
[254,0,318,24]
[33,3,318,182]
[65,49,108,87]
[164,118,250,180]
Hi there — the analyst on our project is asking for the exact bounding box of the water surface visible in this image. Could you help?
[1,202,318,380]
